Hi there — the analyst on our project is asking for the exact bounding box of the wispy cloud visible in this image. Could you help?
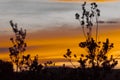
[0,47,8,53]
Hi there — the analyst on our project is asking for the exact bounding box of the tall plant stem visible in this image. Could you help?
[96,16,98,42]
[68,59,76,68]
[78,19,87,39]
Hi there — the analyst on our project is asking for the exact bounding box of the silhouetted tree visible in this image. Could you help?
[9,20,43,72]
[9,20,27,72]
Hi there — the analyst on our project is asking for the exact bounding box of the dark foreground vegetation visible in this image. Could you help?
[0,63,120,80]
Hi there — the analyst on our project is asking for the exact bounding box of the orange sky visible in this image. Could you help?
[1,23,120,68]
[54,0,118,2]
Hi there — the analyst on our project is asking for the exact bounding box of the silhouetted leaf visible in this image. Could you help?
[74,54,77,58]
[81,54,84,57]
[79,42,86,48]
[81,20,85,25]
[63,55,67,58]
[75,13,80,19]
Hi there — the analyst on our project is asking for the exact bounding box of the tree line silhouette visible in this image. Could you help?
[0,2,120,80]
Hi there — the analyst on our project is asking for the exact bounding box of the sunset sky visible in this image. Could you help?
[0,0,120,68]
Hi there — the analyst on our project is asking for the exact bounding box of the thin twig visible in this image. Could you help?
[96,16,98,42]
[68,59,76,68]
[78,19,87,39]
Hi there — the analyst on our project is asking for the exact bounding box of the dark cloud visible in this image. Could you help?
[98,20,119,24]
[0,47,8,53]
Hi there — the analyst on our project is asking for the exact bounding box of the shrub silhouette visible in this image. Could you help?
[30,55,43,72]
[9,20,27,72]
[64,2,118,80]
[9,20,43,72]
[74,2,118,70]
